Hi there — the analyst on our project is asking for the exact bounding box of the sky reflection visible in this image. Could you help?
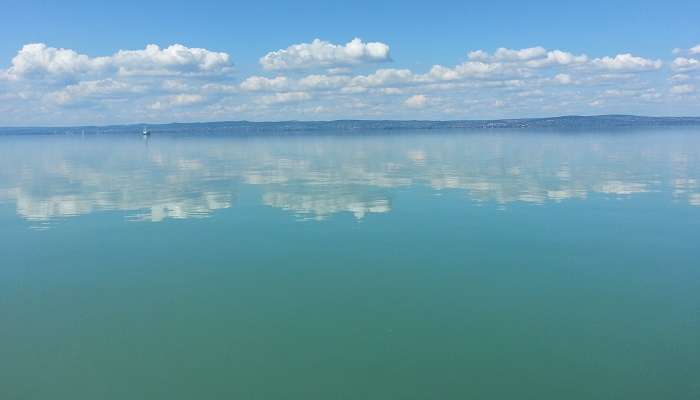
[0,129,698,228]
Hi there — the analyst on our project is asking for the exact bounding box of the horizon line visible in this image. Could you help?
[3,114,700,130]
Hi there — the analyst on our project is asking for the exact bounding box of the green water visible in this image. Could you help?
[1,130,699,399]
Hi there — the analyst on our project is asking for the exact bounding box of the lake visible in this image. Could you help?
[1,128,699,399]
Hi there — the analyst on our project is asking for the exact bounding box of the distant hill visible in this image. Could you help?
[2,115,700,135]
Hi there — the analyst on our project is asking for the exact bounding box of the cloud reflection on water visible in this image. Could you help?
[0,130,698,228]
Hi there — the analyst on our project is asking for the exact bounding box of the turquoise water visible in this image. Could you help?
[1,129,699,399]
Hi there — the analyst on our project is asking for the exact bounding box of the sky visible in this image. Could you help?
[0,0,699,125]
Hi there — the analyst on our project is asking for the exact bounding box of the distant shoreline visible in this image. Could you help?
[2,115,700,135]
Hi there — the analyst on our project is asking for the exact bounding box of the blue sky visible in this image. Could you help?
[1,0,699,125]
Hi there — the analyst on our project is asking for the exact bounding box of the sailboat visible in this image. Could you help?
[142,127,151,136]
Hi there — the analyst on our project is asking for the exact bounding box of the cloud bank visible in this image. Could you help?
[0,41,698,125]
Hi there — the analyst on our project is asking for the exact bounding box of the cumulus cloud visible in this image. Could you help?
[468,47,547,62]
[240,76,289,91]
[350,68,418,87]
[689,44,700,55]
[171,93,205,105]
[404,94,427,108]
[257,91,311,105]
[669,74,690,82]
[110,44,231,76]
[468,47,587,68]
[428,62,516,81]
[3,43,232,80]
[525,50,588,68]
[591,53,662,71]
[149,94,205,110]
[553,73,572,84]
[45,79,145,105]
[299,74,351,90]
[259,38,391,70]
[672,57,700,72]
[670,84,695,94]
[5,43,106,79]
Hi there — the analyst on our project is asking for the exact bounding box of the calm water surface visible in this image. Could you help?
[1,129,699,399]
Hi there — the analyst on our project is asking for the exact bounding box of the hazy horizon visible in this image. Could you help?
[2,113,700,129]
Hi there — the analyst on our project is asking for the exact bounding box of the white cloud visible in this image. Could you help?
[259,38,391,70]
[161,79,193,92]
[428,61,523,81]
[553,73,572,84]
[6,43,107,79]
[327,67,352,75]
[467,47,587,69]
[640,90,662,101]
[4,43,232,80]
[149,94,205,110]
[463,46,588,68]
[404,94,427,108]
[380,87,404,95]
[469,47,547,62]
[669,74,690,82]
[299,74,351,90]
[257,91,311,105]
[525,50,588,68]
[45,79,144,105]
[240,76,289,91]
[110,44,231,76]
[201,83,239,94]
[171,93,205,105]
[689,44,700,55]
[672,57,700,72]
[350,68,418,87]
[670,84,695,95]
[340,86,368,94]
[591,53,662,71]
